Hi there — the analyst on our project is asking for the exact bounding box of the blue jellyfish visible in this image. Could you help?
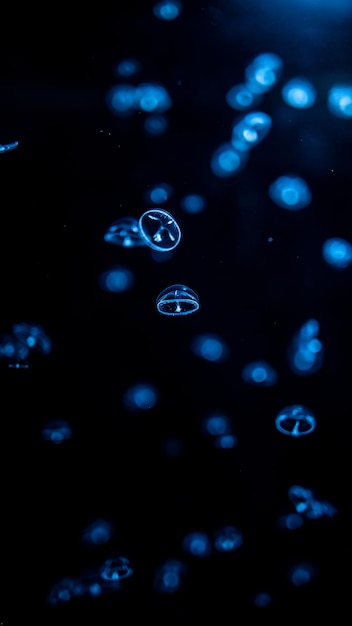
[106,84,136,115]
[104,217,146,248]
[231,111,272,152]
[156,284,199,316]
[144,182,173,205]
[100,555,133,581]
[139,209,181,251]
[327,85,352,118]
[213,525,243,552]
[134,83,172,113]
[268,174,312,210]
[277,513,304,531]
[281,78,317,109]
[47,578,84,605]
[0,140,19,153]
[214,434,238,448]
[253,592,272,608]
[123,383,159,412]
[275,405,316,437]
[190,334,229,363]
[202,414,232,436]
[114,58,141,78]
[81,519,115,546]
[225,83,263,111]
[182,531,212,557]
[245,52,283,94]
[154,560,187,594]
[41,420,72,444]
[288,319,324,376]
[210,142,248,177]
[144,114,168,135]
[322,237,352,269]
[241,360,278,386]
[289,563,316,586]
[288,485,336,519]
[180,194,206,214]
[12,323,51,355]
[153,0,183,20]
[99,266,135,293]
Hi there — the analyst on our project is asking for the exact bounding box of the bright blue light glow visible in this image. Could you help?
[213,526,243,551]
[241,360,277,386]
[203,414,231,436]
[42,420,72,444]
[100,555,133,581]
[180,194,206,214]
[99,266,135,293]
[139,209,181,251]
[114,58,141,78]
[144,114,168,135]
[134,83,172,113]
[231,111,272,152]
[268,175,312,211]
[145,182,173,205]
[81,519,115,546]
[275,405,316,437]
[154,560,187,594]
[12,323,51,355]
[182,531,212,557]
[106,84,136,114]
[153,0,182,20]
[123,383,158,411]
[327,85,352,118]
[281,78,317,109]
[214,434,238,448]
[104,217,146,248]
[225,83,263,111]
[191,334,229,363]
[210,143,248,177]
[322,237,352,268]
[0,140,19,153]
[245,53,283,94]
[253,592,272,608]
[289,564,315,587]
[156,284,200,316]
[288,319,324,376]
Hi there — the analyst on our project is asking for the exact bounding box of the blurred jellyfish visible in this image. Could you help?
[42,419,72,444]
[231,111,272,152]
[134,83,172,113]
[154,560,187,594]
[202,414,232,436]
[0,140,19,153]
[47,578,83,606]
[214,434,238,448]
[0,334,29,363]
[99,266,135,293]
[139,209,181,251]
[268,174,312,211]
[277,513,304,531]
[180,194,206,214]
[191,334,229,363]
[225,83,263,111]
[144,114,168,135]
[153,0,183,20]
[327,85,352,118]
[245,53,283,94]
[281,78,317,109]
[253,592,272,608]
[123,383,159,412]
[288,319,324,376]
[114,58,141,78]
[100,555,133,581]
[12,323,51,355]
[213,526,243,552]
[241,360,277,386]
[106,84,136,115]
[144,182,173,205]
[288,485,337,519]
[182,531,212,557]
[322,237,352,269]
[104,217,146,248]
[81,519,115,546]
[210,142,248,177]
[156,284,199,316]
[275,405,316,437]
[289,563,317,587]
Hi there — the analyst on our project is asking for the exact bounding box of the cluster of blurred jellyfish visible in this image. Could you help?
[202,412,238,449]
[0,322,51,368]
[288,319,324,376]
[288,485,337,520]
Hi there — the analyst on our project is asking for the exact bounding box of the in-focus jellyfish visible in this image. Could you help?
[123,383,159,412]
[139,209,181,251]
[156,284,199,316]
[144,114,168,135]
[241,360,277,386]
[214,434,238,448]
[114,58,141,78]
[100,555,133,581]
[182,531,212,557]
[41,419,72,444]
[268,175,312,210]
[210,142,248,177]
[231,111,272,152]
[289,563,316,587]
[134,83,172,113]
[327,85,352,118]
[106,84,136,115]
[104,217,146,248]
[202,414,232,436]
[288,319,324,376]
[245,53,283,94]
[191,334,229,363]
[154,560,187,594]
[281,78,317,109]
[213,525,243,552]
[81,519,115,546]
[180,194,206,214]
[12,323,51,355]
[275,405,316,437]
[145,182,173,205]
[322,237,352,269]
[225,83,263,111]
[253,592,272,608]
[99,266,135,293]
[153,0,183,20]
[0,140,19,153]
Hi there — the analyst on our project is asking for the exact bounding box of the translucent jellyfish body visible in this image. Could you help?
[213,525,243,552]
[327,85,352,118]
[322,237,352,269]
[114,58,141,78]
[12,323,51,355]
[210,142,248,177]
[123,383,158,411]
[0,140,19,153]
[47,578,84,606]
[154,560,187,594]
[144,182,173,205]
[245,53,283,94]
[0,334,29,363]
[156,284,199,316]
[281,78,317,109]
[41,419,72,444]
[288,485,337,519]
[106,84,136,115]
[104,217,146,248]
[241,360,277,386]
[100,555,133,581]
[191,334,229,362]
[153,0,183,20]
[268,175,312,210]
[202,414,232,436]
[275,405,316,437]
[231,111,272,152]
[139,209,181,251]
[225,83,263,111]
[180,194,206,214]
[182,531,212,557]
[289,563,317,586]
[99,266,135,293]
[288,319,324,376]
[277,513,303,531]
[144,114,168,135]
[134,83,172,113]
[81,519,115,546]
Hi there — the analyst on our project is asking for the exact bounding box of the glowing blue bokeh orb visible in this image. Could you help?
[123,383,159,411]
[214,434,238,448]
[12,323,51,355]
[245,53,283,94]
[81,519,115,546]
[144,114,168,135]
[231,111,272,152]
[191,334,229,363]
[153,0,183,20]
[114,58,141,78]
[327,85,352,118]
[182,531,212,557]
[99,266,135,293]
[268,175,312,210]
[277,513,304,531]
[213,526,243,551]
[41,419,72,444]
[322,237,352,268]
[154,560,187,594]
[210,143,248,177]
[253,592,272,608]
[139,209,181,251]
[288,319,324,376]
[104,217,146,248]
[225,83,263,111]
[145,182,173,205]
[275,405,316,437]
[289,563,315,587]
[180,194,206,214]
[281,78,317,109]
[241,360,278,386]
[156,284,199,316]
[106,84,136,114]
[134,83,172,113]
[203,414,231,436]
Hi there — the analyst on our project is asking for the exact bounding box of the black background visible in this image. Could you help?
[1,1,351,623]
